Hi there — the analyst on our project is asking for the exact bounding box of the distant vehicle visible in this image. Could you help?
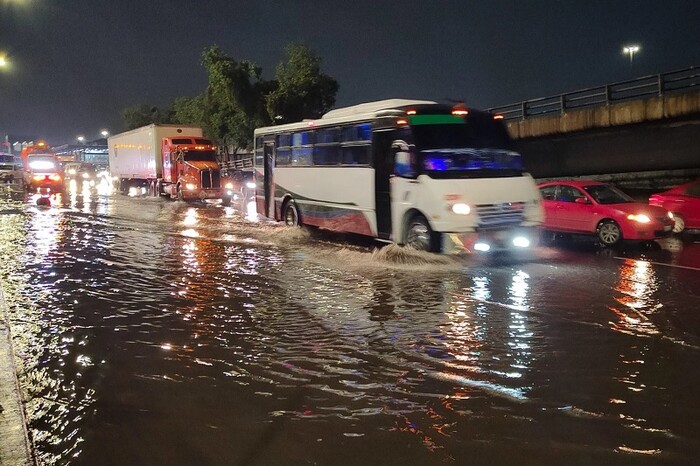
[24,153,64,193]
[108,124,230,203]
[0,156,22,184]
[254,99,543,253]
[64,162,98,189]
[538,180,674,246]
[225,168,255,203]
[20,141,54,170]
[648,179,700,233]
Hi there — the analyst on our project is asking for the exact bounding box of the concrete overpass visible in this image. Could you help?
[488,66,700,190]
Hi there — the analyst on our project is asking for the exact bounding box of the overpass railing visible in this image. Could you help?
[487,65,700,121]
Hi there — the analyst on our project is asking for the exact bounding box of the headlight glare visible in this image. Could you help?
[451,203,471,215]
[627,214,651,223]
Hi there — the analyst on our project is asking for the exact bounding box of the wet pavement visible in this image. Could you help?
[1,184,700,465]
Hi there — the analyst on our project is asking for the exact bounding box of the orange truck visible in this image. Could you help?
[107,124,232,203]
[20,142,64,193]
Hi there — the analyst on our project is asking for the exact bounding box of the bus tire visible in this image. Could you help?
[283,199,301,226]
[405,215,439,252]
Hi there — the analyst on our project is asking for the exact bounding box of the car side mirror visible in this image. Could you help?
[575,197,590,204]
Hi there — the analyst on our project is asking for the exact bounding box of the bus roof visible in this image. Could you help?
[255,99,438,135]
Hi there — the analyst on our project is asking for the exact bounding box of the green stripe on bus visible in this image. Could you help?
[408,114,465,125]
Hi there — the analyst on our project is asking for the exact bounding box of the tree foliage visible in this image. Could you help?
[122,104,167,131]
[169,95,205,127]
[201,46,270,151]
[119,43,339,150]
[266,43,339,124]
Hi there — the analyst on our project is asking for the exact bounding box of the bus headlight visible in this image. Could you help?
[185,183,197,191]
[451,203,471,215]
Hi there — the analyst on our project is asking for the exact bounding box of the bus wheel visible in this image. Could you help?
[284,199,301,226]
[405,216,438,252]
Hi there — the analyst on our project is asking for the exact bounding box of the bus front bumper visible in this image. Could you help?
[441,227,540,254]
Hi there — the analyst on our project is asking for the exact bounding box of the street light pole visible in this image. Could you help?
[623,45,640,65]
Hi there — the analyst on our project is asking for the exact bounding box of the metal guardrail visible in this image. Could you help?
[487,65,700,121]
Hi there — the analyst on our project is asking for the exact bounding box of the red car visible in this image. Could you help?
[649,179,700,233]
[538,180,675,246]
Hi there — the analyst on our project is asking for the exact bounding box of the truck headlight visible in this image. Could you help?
[185,183,197,191]
[451,203,471,215]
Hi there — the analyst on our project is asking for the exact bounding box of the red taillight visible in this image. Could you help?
[452,104,469,116]
[396,118,408,125]
[406,109,417,115]
[33,175,45,181]
[493,114,505,120]
[49,174,62,181]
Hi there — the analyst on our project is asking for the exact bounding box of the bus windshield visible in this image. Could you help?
[407,113,522,178]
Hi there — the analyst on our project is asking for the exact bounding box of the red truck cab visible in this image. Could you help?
[161,137,226,201]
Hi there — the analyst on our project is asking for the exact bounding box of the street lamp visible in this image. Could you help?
[77,136,85,144]
[100,130,109,138]
[622,45,640,65]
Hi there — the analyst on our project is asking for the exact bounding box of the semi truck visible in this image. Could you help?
[108,124,232,202]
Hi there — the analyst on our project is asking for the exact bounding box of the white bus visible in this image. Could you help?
[253,99,543,253]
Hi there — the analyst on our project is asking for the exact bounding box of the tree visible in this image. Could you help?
[266,43,339,124]
[122,104,167,131]
[201,46,271,151]
[169,95,205,127]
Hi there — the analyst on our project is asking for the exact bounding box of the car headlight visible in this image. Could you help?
[451,203,471,215]
[185,183,197,191]
[68,168,76,175]
[82,172,91,179]
[667,212,674,219]
[245,181,256,189]
[225,182,234,189]
[627,214,651,223]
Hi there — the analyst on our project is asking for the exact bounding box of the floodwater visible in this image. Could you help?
[1,184,700,465]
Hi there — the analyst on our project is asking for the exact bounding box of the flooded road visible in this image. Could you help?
[1,186,700,465]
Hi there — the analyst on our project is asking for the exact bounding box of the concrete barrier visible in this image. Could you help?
[0,282,33,466]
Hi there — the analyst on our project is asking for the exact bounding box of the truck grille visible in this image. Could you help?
[200,170,221,189]
[476,202,525,228]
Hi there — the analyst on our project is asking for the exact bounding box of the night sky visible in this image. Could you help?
[1,0,698,144]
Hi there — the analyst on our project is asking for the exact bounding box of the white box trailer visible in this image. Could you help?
[108,124,203,181]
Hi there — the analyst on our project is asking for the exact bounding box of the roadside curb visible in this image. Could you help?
[0,281,33,466]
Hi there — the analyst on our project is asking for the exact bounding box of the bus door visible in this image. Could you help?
[263,142,275,219]
[373,129,395,240]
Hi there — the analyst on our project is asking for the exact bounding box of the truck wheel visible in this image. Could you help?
[284,199,301,226]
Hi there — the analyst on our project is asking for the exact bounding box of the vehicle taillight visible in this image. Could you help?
[49,174,62,181]
[33,175,46,181]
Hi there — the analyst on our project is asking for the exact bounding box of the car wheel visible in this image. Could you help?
[597,219,622,247]
[284,199,301,226]
[405,215,440,252]
[672,213,685,234]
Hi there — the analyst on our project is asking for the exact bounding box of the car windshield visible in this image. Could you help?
[582,184,634,204]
